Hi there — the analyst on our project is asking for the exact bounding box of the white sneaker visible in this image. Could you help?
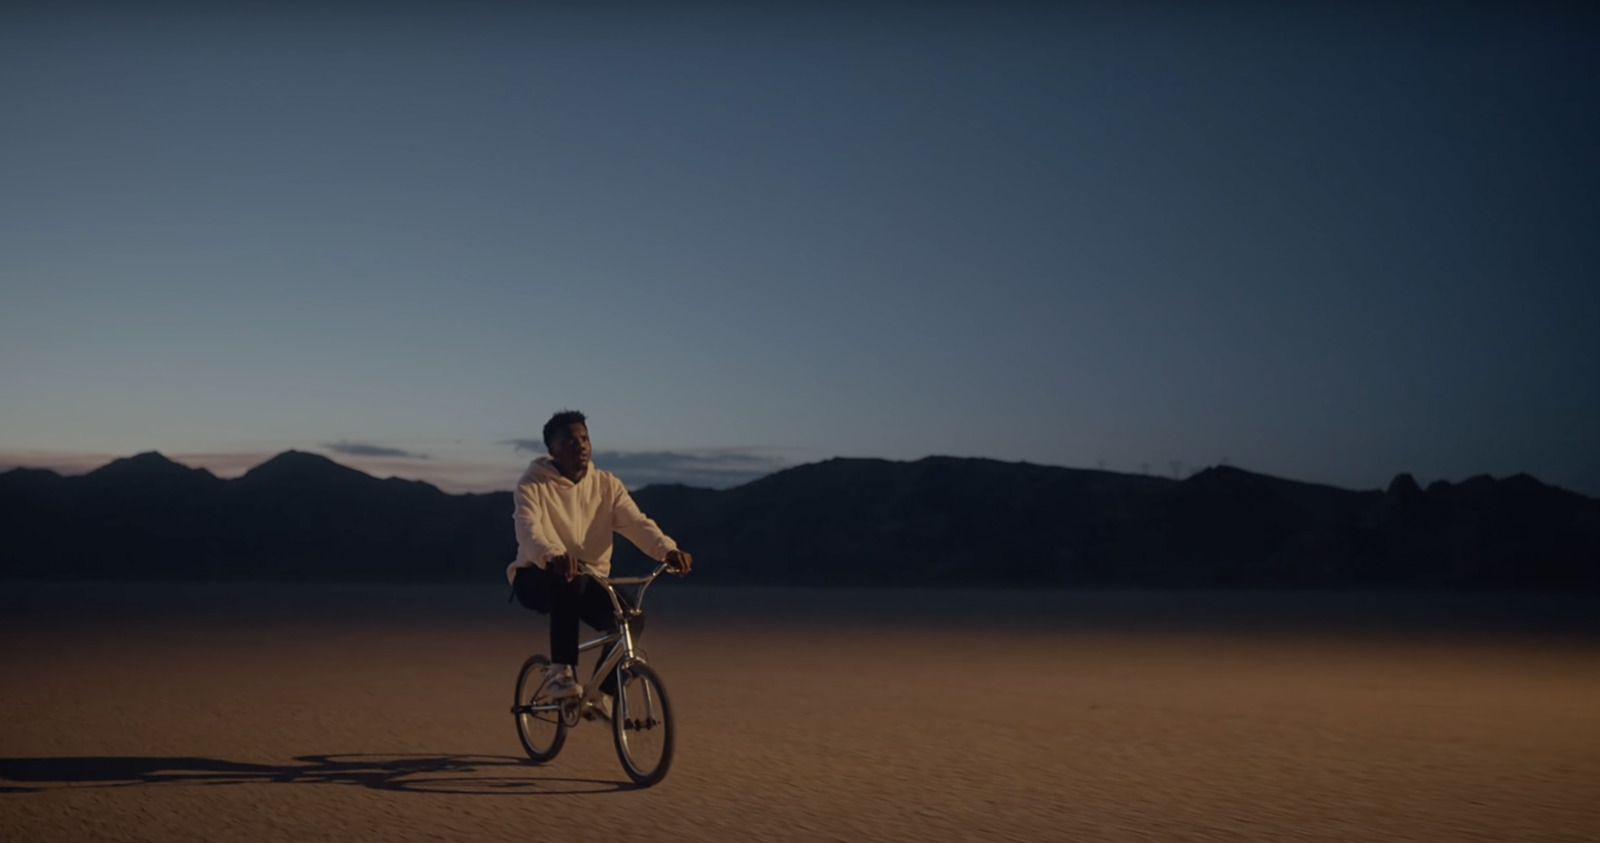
[544,665,582,700]
[583,693,613,722]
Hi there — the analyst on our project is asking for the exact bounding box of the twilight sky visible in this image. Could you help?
[3,3,1597,495]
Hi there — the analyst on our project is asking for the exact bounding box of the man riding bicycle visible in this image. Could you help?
[507,410,693,712]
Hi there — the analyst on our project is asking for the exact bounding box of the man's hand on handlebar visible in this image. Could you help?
[549,553,578,582]
[551,551,689,580]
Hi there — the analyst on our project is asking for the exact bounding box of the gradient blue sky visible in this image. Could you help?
[3,3,1597,494]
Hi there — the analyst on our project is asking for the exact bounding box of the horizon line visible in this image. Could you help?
[0,447,1586,500]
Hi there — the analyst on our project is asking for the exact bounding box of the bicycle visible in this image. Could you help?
[511,560,677,787]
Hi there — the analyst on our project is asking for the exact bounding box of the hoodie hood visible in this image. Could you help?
[529,455,592,485]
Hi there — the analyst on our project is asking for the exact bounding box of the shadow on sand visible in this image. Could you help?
[0,753,632,795]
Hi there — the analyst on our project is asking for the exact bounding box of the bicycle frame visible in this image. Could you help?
[521,561,672,719]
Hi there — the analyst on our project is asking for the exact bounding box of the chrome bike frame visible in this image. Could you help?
[516,560,672,725]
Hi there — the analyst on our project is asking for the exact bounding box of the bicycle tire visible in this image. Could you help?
[514,655,568,763]
[611,661,674,786]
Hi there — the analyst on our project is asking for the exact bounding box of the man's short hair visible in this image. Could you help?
[542,409,588,449]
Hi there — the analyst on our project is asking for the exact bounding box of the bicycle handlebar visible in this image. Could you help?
[573,560,677,584]
[571,559,680,618]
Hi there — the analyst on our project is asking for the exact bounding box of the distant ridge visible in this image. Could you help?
[1,452,1596,588]
[239,449,367,482]
[83,451,220,483]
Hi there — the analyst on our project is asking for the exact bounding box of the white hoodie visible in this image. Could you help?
[506,456,679,584]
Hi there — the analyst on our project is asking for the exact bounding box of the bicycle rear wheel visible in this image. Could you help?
[612,662,674,786]
[514,655,568,762]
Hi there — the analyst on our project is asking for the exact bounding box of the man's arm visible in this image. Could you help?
[512,483,565,575]
[610,476,684,568]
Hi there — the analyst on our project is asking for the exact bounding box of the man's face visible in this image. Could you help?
[548,422,591,470]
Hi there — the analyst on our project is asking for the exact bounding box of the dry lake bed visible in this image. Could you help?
[3,583,1597,842]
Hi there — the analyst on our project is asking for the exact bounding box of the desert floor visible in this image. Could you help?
[3,584,1598,842]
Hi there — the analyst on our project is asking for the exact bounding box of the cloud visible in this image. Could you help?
[497,438,811,488]
[322,442,429,459]
[321,455,525,493]
[589,448,807,489]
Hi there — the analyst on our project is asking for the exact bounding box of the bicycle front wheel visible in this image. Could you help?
[514,655,568,763]
[612,662,674,786]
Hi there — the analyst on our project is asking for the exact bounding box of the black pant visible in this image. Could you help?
[513,565,643,696]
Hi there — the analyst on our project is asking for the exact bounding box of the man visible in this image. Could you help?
[507,409,693,708]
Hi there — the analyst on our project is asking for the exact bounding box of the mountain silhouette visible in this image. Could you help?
[1,452,1596,588]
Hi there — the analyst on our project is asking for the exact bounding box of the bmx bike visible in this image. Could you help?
[511,560,677,786]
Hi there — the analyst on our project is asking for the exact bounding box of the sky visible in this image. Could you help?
[2,3,1597,495]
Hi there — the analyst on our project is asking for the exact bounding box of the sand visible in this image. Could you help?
[3,584,1598,842]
